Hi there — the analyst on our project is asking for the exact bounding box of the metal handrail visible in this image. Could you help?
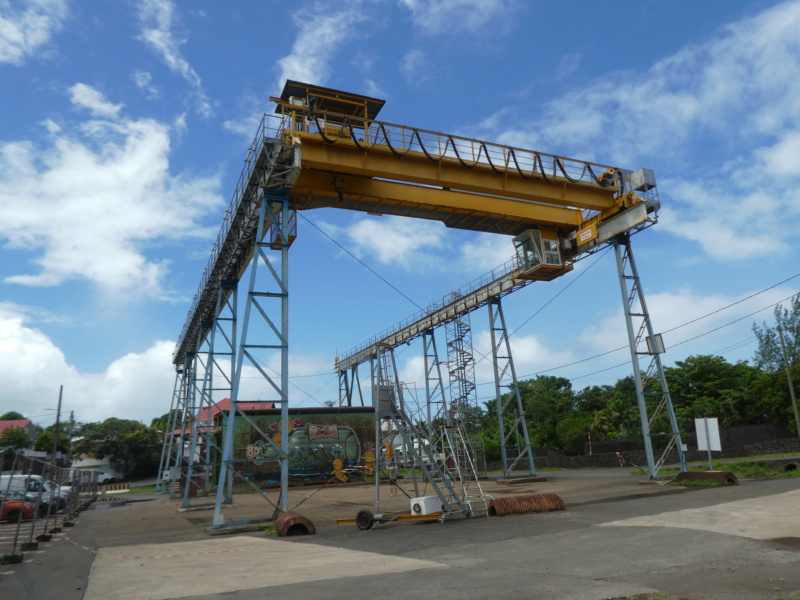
[336,253,523,366]
[174,115,287,361]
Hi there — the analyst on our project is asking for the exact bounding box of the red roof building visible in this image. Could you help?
[0,419,38,446]
[170,399,275,437]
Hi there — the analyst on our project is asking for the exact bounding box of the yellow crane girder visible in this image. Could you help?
[287,130,618,218]
[289,170,583,235]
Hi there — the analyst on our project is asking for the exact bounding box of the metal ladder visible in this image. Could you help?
[439,419,490,517]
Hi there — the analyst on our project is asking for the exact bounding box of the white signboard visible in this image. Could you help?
[695,417,722,452]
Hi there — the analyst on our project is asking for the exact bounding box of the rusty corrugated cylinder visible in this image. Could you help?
[487,493,565,517]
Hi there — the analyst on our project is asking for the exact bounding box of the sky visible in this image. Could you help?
[1,0,799,429]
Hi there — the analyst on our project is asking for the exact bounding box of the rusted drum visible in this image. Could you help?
[275,511,317,536]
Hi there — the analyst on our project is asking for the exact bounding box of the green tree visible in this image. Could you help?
[665,355,763,430]
[0,411,26,421]
[555,414,592,454]
[518,375,575,448]
[72,418,161,479]
[34,425,71,454]
[151,409,183,432]
[753,294,800,373]
[0,426,31,450]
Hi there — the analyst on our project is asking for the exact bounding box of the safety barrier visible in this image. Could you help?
[0,449,99,563]
[100,484,130,494]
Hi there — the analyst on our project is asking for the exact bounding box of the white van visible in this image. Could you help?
[0,474,58,514]
[0,473,48,495]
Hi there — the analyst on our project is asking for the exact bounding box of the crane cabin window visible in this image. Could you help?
[513,232,541,272]
[513,229,563,274]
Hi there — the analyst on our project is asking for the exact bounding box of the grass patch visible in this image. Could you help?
[658,459,800,481]
[669,478,724,487]
[724,461,799,479]
[129,484,157,493]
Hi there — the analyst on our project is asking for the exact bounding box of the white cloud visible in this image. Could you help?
[132,70,160,99]
[363,78,387,100]
[754,131,800,178]
[69,83,123,118]
[323,215,448,271]
[399,0,516,33]
[399,48,431,86]
[0,0,67,65]
[275,1,372,90]
[222,93,264,138]
[0,83,222,297]
[473,328,575,384]
[579,286,798,358]
[459,233,516,273]
[137,0,213,117]
[470,1,800,262]
[0,301,345,424]
[0,306,173,425]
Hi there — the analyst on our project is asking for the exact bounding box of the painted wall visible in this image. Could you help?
[217,407,376,486]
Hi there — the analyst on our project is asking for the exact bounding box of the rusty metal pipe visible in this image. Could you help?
[488,493,565,517]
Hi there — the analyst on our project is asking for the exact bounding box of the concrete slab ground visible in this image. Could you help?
[2,468,799,600]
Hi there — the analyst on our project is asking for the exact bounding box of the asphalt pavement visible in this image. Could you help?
[2,468,799,600]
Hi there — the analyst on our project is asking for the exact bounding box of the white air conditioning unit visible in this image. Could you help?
[410,496,441,516]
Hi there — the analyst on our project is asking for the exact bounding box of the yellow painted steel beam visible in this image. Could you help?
[290,171,583,232]
[288,132,618,212]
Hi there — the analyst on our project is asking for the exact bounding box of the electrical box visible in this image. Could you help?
[410,496,441,516]
[630,168,656,192]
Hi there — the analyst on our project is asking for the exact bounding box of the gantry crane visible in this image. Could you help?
[163,81,686,527]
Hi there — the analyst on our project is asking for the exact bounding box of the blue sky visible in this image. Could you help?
[1,0,799,428]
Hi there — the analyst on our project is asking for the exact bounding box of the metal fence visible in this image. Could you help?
[1,449,99,562]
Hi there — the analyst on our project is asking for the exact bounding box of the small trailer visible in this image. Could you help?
[338,495,460,529]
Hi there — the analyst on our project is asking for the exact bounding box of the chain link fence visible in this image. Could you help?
[1,449,99,563]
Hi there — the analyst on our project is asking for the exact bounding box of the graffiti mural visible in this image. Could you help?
[227,407,375,486]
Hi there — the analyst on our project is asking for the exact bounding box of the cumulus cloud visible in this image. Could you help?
[459,233,516,273]
[579,286,799,359]
[471,1,800,262]
[321,215,448,271]
[0,83,222,297]
[0,306,172,424]
[275,0,373,90]
[69,83,123,118]
[399,0,517,34]
[0,0,67,65]
[0,303,341,424]
[137,0,213,117]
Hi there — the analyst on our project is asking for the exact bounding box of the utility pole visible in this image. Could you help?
[52,385,63,466]
[66,411,75,463]
[777,326,800,438]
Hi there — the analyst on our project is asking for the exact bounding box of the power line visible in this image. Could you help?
[484,276,800,385]
[299,213,423,310]
[661,272,800,335]
[509,247,611,338]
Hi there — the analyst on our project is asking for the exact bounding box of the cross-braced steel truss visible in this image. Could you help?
[614,234,688,478]
[488,297,536,477]
[212,194,294,526]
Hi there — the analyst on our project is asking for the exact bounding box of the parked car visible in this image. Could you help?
[0,492,36,522]
[0,474,59,515]
[87,469,116,484]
